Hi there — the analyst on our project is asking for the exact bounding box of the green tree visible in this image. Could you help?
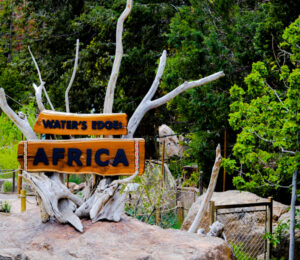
[225,18,299,258]
[162,0,298,187]
[225,17,299,196]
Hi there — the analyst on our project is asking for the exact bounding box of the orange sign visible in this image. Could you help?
[18,139,145,176]
[33,110,128,136]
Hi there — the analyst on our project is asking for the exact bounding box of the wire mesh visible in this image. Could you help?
[216,205,268,260]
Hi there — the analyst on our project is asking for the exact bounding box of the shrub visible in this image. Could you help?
[3,181,12,192]
[0,200,11,213]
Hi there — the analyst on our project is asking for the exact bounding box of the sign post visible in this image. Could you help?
[18,139,145,176]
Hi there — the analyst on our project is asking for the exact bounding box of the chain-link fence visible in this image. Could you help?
[210,200,273,260]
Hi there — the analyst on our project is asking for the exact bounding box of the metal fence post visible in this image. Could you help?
[267,197,273,259]
[209,200,215,226]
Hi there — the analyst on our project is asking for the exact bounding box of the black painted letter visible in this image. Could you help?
[112,149,129,166]
[68,148,82,166]
[95,149,109,166]
[86,149,92,166]
[33,148,49,165]
[53,148,65,165]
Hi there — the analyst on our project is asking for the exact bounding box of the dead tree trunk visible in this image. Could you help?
[188,145,222,233]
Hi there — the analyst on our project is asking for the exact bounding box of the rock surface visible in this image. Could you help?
[0,207,234,260]
[182,190,299,259]
[182,190,289,231]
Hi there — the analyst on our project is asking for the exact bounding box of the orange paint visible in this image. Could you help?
[18,139,145,176]
[33,110,128,136]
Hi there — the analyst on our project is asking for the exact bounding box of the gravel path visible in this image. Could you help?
[0,193,18,200]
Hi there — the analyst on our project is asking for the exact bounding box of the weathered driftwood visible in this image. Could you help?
[0,0,225,232]
[23,171,83,231]
[188,144,222,233]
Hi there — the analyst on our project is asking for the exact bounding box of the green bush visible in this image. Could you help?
[3,181,13,192]
[0,200,11,213]
[232,244,254,260]
[68,174,85,184]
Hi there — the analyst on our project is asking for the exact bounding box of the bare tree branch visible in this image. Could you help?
[143,50,167,102]
[281,147,296,155]
[42,86,55,111]
[265,81,288,111]
[150,71,225,109]
[103,0,133,114]
[125,62,225,138]
[247,129,275,143]
[28,46,43,84]
[0,88,37,140]
[28,46,55,111]
[65,39,80,113]
[33,83,45,111]
[114,167,139,185]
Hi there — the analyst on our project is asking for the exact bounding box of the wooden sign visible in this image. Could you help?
[33,110,128,136]
[18,139,145,176]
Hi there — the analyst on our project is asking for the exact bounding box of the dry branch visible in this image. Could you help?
[125,50,225,138]
[65,39,80,113]
[103,0,133,114]
[0,88,37,140]
[33,83,45,112]
[28,46,55,111]
[188,144,222,233]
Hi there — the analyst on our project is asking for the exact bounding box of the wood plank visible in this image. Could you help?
[18,139,145,176]
[33,110,128,135]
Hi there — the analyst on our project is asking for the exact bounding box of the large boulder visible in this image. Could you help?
[182,190,299,259]
[0,207,234,260]
[182,190,289,231]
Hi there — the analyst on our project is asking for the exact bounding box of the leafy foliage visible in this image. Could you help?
[0,200,11,213]
[3,181,12,192]
[161,0,299,191]
[0,102,36,170]
[124,162,178,229]
[224,18,299,199]
[264,209,300,249]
